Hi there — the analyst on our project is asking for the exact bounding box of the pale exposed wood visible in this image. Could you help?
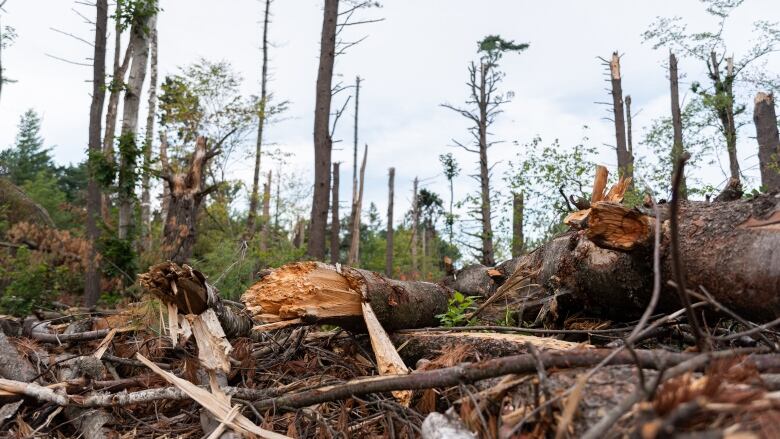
[92,328,117,360]
[591,165,609,203]
[361,301,411,406]
[586,201,654,251]
[167,302,179,346]
[188,309,232,374]
[135,353,290,439]
[0,378,69,406]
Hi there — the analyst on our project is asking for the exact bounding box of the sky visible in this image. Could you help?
[1,0,779,255]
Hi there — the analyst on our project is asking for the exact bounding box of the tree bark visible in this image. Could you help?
[511,191,524,258]
[625,94,635,177]
[609,52,632,181]
[84,0,108,308]
[330,162,340,264]
[349,76,361,249]
[159,131,170,220]
[242,261,451,331]
[709,52,740,181]
[347,144,367,265]
[385,167,395,277]
[477,62,496,266]
[246,0,272,239]
[410,176,420,279]
[260,170,272,252]
[117,10,154,240]
[160,136,216,265]
[307,0,339,260]
[754,92,780,192]
[140,23,158,252]
[670,52,687,199]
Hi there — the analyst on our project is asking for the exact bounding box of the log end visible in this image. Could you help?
[586,202,653,251]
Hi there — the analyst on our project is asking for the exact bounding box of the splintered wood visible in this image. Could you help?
[564,164,634,241]
[587,202,654,251]
[242,262,362,327]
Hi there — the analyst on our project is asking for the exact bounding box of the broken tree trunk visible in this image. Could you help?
[754,92,780,193]
[347,144,367,265]
[386,167,395,277]
[512,191,524,257]
[160,136,217,264]
[330,162,340,264]
[608,52,632,181]
[242,261,451,331]
[670,52,688,199]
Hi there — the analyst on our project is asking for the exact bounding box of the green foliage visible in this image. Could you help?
[117,132,141,199]
[436,291,476,327]
[0,247,82,316]
[21,171,75,229]
[478,35,529,61]
[98,232,137,285]
[0,109,56,186]
[505,132,598,246]
[114,0,160,33]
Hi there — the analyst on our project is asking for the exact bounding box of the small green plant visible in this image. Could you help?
[437,291,477,327]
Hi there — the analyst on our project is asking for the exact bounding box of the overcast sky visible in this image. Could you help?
[1,0,779,252]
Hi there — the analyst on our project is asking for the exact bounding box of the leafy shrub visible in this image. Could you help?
[436,291,477,327]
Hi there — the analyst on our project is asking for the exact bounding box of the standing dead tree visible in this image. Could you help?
[599,52,633,181]
[140,20,158,252]
[117,2,156,240]
[385,167,394,277]
[330,162,340,264]
[347,144,367,265]
[246,0,273,239]
[260,170,272,251]
[754,92,780,192]
[159,136,219,264]
[347,76,362,264]
[442,35,527,266]
[84,0,108,308]
[669,51,688,199]
[511,192,524,257]
[410,176,419,279]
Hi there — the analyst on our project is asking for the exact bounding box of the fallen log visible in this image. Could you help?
[242,261,452,331]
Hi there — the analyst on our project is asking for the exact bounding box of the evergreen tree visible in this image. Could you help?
[0,109,55,185]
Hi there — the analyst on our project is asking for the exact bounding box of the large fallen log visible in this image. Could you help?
[242,261,451,331]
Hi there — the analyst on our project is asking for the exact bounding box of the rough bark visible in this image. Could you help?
[260,170,272,252]
[160,136,216,264]
[158,131,170,219]
[117,10,154,240]
[84,0,108,308]
[307,0,339,260]
[330,162,340,264]
[386,167,395,277]
[347,144,367,265]
[754,92,780,192]
[246,0,272,239]
[242,261,452,331]
[511,192,524,257]
[626,95,634,174]
[140,23,158,252]
[0,331,36,382]
[477,63,496,266]
[670,52,687,199]
[410,177,420,278]
[609,52,632,181]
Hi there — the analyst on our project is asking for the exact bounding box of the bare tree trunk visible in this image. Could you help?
[161,137,217,264]
[410,177,419,279]
[709,52,740,181]
[625,94,634,174]
[385,167,394,277]
[348,76,361,253]
[159,131,170,220]
[292,217,305,249]
[609,52,632,181]
[347,144,367,265]
[84,0,108,308]
[102,8,133,223]
[511,192,524,258]
[754,92,780,192]
[117,11,154,240]
[246,0,272,239]
[274,168,281,229]
[140,23,158,252]
[329,162,340,264]
[670,52,687,199]
[260,170,272,252]
[307,0,339,260]
[477,63,496,266]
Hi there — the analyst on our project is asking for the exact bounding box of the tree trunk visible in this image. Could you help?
[242,261,451,331]
[670,52,687,199]
[625,94,634,176]
[330,162,340,264]
[246,0,272,239]
[478,62,496,267]
[609,52,632,181]
[117,11,154,240]
[410,177,420,279]
[347,144,367,265]
[161,137,216,265]
[349,76,361,246]
[307,0,339,260]
[159,131,170,220]
[385,167,395,277]
[140,23,158,252]
[292,217,305,249]
[511,191,524,258]
[84,0,108,308]
[102,9,133,223]
[260,170,272,252]
[754,92,780,192]
[709,52,740,181]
